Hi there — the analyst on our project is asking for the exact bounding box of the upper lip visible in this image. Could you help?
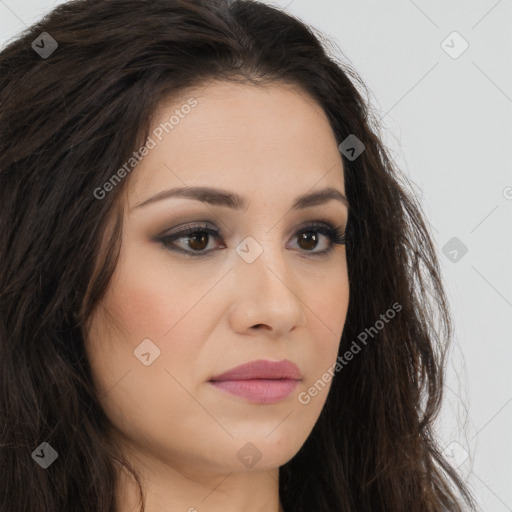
[209,359,302,381]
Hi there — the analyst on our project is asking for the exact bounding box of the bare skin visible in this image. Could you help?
[84,80,349,512]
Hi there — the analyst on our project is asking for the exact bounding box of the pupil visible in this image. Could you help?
[189,232,208,250]
[300,231,317,250]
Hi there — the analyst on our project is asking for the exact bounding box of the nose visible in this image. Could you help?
[227,241,307,339]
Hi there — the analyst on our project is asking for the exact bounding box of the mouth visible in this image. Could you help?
[209,379,299,404]
[208,359,302,404]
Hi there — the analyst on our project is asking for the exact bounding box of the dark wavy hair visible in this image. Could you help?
[0,0,477,510]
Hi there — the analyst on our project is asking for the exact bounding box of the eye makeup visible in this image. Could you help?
[155,219,347,258]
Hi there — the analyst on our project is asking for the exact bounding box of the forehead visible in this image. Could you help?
[127,80,345,208]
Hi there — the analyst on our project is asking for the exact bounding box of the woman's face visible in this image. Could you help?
[85,80,349,481]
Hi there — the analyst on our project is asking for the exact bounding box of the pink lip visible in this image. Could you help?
[208,359,302,404]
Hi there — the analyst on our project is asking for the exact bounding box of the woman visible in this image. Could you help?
[0,0,478,511]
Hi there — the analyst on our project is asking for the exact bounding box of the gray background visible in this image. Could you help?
[1,0,511,510]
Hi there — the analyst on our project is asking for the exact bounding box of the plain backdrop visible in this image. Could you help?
[1,1,511,510]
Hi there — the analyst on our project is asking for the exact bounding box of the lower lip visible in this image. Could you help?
[208,379,299,404]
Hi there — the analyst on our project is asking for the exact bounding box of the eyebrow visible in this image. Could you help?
[133,185,349,211]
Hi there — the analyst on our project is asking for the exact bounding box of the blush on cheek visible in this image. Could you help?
[101,266,176,341]
[312,287,348,330]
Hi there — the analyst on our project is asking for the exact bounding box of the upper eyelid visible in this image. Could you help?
[157,220,347,259]
[160,221,344,247]
[160,218,345,236]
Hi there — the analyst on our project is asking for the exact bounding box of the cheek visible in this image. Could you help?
[305,271,349,380]
[83,266,208,447]
[82,260,173,397]
[310,269,349,337]
[99,253,193,340]
[84,250,214,398]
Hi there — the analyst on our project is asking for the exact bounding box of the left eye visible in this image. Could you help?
[158,222,347,257]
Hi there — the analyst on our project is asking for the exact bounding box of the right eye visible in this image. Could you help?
[158,223,226,257]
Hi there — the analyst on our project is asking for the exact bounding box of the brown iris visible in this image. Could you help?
[188,232,209,251]
[298,231,318,251]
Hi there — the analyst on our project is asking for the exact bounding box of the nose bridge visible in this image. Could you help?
[237,230,290,288]
[230,231,307,333]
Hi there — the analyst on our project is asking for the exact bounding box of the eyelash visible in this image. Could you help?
[157,221,347,258]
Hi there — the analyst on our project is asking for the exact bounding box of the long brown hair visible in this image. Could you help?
[0,0,477,510]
